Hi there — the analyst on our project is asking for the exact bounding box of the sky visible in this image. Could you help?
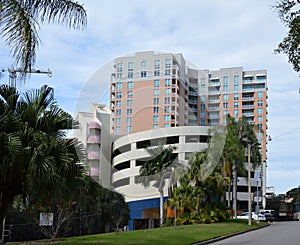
[0,0,300,194]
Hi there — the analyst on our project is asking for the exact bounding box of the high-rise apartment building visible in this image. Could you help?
[109,51,268,208]
[110,51,189,136]
[75,51,269,230]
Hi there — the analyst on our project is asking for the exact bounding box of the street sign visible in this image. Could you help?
[39,212,54,226]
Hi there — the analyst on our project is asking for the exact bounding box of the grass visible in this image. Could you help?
[17,220,267,245]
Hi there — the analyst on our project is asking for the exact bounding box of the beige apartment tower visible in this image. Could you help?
[109,51,269,208]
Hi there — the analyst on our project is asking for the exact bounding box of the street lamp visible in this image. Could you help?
[247,139,261,226]
[247,143,252,226]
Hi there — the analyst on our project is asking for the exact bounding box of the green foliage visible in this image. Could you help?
[0,85,100,229]
[175,204,230,225]
[274,0,300,72]
[0,0,87,73]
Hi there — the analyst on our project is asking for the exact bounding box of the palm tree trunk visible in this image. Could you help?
[159,190,164,228]
[227,183,231,207]
[233,164,237,219]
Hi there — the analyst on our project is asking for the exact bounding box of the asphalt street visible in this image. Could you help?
[210,221,300,245]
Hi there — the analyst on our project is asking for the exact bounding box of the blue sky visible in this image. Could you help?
[0,0,300,194]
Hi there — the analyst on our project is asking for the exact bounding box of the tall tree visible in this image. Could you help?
[220,115,261,217]
[0,84,91,233]
[138,143,177,228]
[0,0,87,73]
[274,0,300,72]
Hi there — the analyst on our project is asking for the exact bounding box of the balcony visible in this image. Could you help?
[208,99,220,103]
[242,97,254,101]
[87,135,101,144]
[87,151,100,160]
[88,121,101,129]
[209,113,220,119]
[189,108,198,113]
[189,99,198,104]
[208,82,220,87]
[208,107,219,111]
[208,90,220,95]
[243,113,254,117]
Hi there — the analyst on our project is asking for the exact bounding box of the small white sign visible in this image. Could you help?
[39,212,54,226]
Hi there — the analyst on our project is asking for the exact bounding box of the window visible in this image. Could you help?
[154,60,160,69]
[223,85,228,91]
[128,72,133,78]
[165,88,171,95]
[200,104,206,110]
[164,115,170,122]
[154,79,160,87]
[154,70,160,76]
[223,94,228,101]
[234,93,239,100]
[116,109,121,116]
[165,58,171,68]
[223,76,229,85]
[117,72,122,79]
[257,124,263,129]
[234,84,239,90]
[223,110,228,115]
[234,75,239,83]
[164,106,170,113]
[127,81,133,89]
[116,92,122,98]
[200,112,206,117]
[116,100,122,107]
[164,123,170,128]
[126,117,132,124]
[201,78,206,86]
[258,91,263,98]
[258,108,263,114]
[153,124,159,129]
[127,108,132,115]
[115,126,121,133]
[234,102,239,108]
[165,97,170,104]
[200,119,205,125]
[154,98,159,105]
[153,115,159,122]
[154,89,160,96]
[117,63,123,72]
[141,60,147,67]
[258,100,263,106]
[258,116,263,122]
[223,102,228,108]
[234,109,239,116]
[165,69,171,75]
[116,82,122,90]
[126,126,132,132]
[153,106,159,113]
[127,91,133,98]
[128,62,134,70]
[115,118,121,124]
[257,132,263,138]
[165,79,171,86]
[127,100,133,106]
[141,71,147,77]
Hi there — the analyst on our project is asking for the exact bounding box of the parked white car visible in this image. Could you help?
[237,212,266,221]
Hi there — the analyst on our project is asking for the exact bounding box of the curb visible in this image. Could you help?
[192,223,271,245]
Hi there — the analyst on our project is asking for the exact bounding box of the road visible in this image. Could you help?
[211,221,300,245]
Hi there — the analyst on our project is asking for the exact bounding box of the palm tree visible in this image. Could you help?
[0,0,87,73]
[0,84,91,233]
[138,143,177,228]
[220,115,262,217]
